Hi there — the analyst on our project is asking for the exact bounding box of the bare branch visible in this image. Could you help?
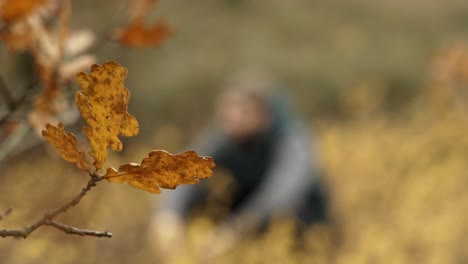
[45,220,112,238]
[0,175,111,239]
[0,208,12,220]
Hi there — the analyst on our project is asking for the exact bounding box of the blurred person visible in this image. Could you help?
[149,70,328,259]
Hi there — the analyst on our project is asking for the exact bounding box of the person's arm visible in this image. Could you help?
[224,128,317,233]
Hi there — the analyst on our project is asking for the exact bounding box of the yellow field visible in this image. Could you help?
[1,88,467,263]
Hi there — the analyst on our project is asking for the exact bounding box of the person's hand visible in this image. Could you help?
[147,211,185,258]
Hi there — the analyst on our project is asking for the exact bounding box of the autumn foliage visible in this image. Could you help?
[0,0,47,23]
[0,0,212,194]
[106,150,215,194]
[43,61,214,194]
[0,0,171,136]
[2,0,467,263]
[0,60,214,238]
[115,0,172,48]
[42,122,89,171]
[75,61,140,170]
[0,0,212,239]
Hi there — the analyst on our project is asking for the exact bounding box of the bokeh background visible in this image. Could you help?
[1,0,468,263]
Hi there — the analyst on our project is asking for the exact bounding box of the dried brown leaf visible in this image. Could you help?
[42,122,89,171]
[105,150,215,194]
[0,0,47,23]
[116,19,172,48]
[75,61,139,169]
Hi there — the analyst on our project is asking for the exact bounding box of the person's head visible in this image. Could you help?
[216,70,276,142]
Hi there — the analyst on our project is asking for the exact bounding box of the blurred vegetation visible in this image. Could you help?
[2,0,468,263]
[76,0,468,127]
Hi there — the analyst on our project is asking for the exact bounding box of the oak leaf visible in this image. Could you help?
[0,0,47,23]
[42,122,89,171]
[116,19,172,48]
[105,150,215,194]
[75,61,139,169]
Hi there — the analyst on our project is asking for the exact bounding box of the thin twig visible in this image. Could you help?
[0,208,12,220]
[0,175,111,238]
[45,220,112,238]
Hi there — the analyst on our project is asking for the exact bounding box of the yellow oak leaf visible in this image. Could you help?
[75,61,139,170]
[42,122,89,171]
[105,150,215,194]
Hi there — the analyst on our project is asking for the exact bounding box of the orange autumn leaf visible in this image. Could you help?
[0,0,47,23]
[42,122,89,171]
[75,61,139,170]
[105,150,215,194]
[117,19,172,48]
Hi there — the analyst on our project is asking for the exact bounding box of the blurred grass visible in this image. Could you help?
[2,0,468,263]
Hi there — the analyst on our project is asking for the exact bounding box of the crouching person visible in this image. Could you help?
[149,71,328,260]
